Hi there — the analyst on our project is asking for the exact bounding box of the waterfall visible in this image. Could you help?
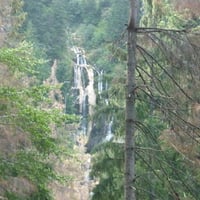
[97,70,103,94]
[72,46,115,152]
[72,47,96,135]
[104,117,114,142]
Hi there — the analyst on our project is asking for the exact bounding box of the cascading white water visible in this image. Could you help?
[72,47,96,135]
[72,46,114,152]
[104,117,114,142]
[97,70,103,95]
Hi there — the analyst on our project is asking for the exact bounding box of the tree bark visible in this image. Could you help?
[125,0,139,200]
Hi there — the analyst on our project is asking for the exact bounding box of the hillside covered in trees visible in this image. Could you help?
[0,0,200,199]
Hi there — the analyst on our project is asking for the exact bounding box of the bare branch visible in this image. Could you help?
[137,27,187,34]
[136,44,193,101]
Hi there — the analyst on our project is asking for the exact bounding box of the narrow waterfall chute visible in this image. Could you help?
[104,118,114,142]
[97,70,103,95]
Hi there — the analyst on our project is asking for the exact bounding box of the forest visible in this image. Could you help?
[0,0,200,199]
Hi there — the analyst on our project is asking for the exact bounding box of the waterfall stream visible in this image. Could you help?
[97,70,103,95]
[104,118,114,142]
[71,46,114,151]
[72,47,96,135]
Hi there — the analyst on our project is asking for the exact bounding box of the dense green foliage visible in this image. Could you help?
[0,1,78,199]
[0,41,77,199]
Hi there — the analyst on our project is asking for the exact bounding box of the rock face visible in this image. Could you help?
[44,59,65,110]
[50,135,95,200]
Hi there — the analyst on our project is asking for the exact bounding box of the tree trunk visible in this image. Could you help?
[125,0,139,200]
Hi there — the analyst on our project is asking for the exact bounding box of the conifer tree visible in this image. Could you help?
[90,1,200,200]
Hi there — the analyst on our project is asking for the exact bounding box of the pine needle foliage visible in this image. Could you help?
[90,0,200,199]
